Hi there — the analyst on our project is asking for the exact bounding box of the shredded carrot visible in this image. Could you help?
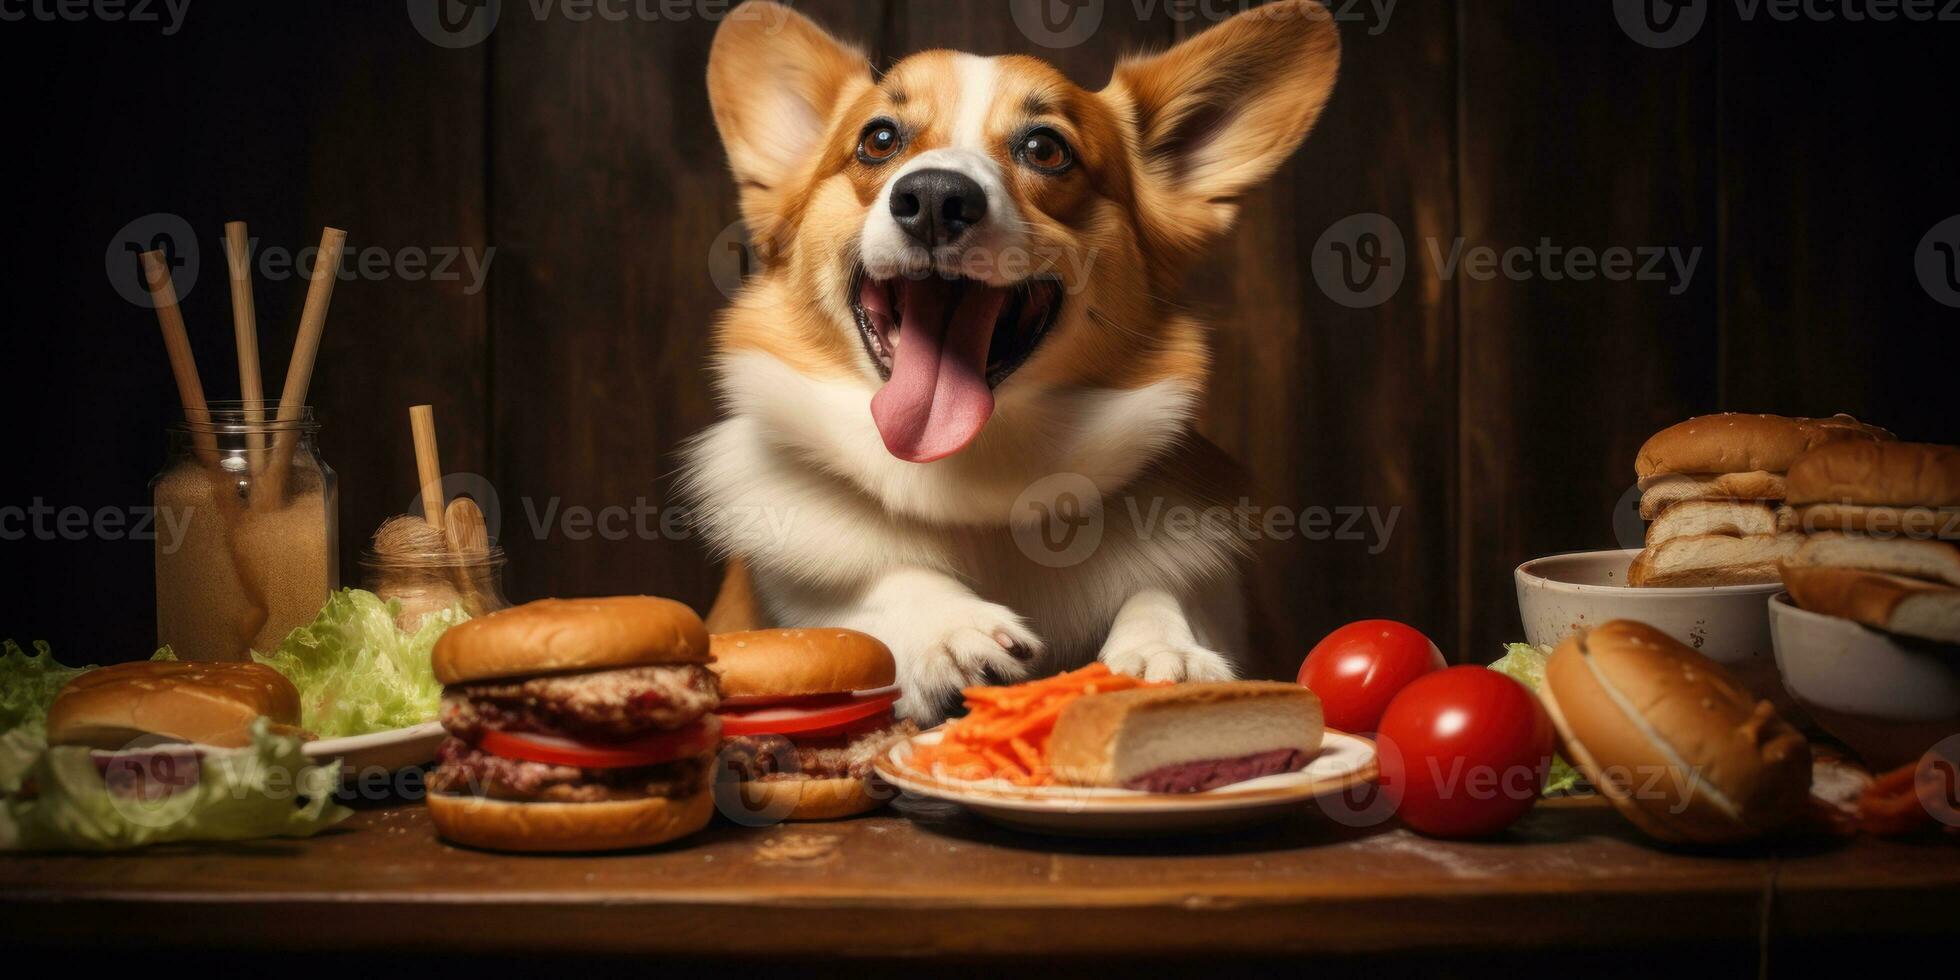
[908,663,1168,785]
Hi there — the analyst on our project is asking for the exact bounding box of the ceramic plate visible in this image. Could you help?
[303,721,445,778]
[875,729,1377,836]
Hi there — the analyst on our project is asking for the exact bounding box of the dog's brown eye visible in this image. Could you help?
[1017,129,1072,173]
[858,123,902,164]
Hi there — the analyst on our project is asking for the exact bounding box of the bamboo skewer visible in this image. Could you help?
[410,405,487,608]
[409,405,448,532]
[140,249,217,459]
[259,226,347,508]
[224,221,265,462]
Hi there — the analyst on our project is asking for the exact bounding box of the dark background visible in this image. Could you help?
[2,0,1956,675]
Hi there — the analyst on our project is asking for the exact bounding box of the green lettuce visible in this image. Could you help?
[0,641,96,741]
[244,589,463,738]
[0,718,349,851]
[1489,643,1584,796]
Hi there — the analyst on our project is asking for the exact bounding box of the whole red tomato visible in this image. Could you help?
[1375,666,1555,839]
[1297,620,1446,733]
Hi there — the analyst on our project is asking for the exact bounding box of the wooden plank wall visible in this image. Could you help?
[3,1,1956,670]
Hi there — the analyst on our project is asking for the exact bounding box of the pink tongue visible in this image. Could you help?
[870,278,1005,463]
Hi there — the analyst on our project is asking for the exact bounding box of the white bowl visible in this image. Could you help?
[1769,594,1960,768]
[1515,549,1787,706]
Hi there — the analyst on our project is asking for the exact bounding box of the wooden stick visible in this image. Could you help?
[410,405,447,531]
[444,497,489,557]
[444,496,494,612]
[224,222,265,461]
[141,249,217,458]
[259,227,347,507]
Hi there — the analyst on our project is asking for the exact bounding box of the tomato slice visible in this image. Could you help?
[716,690,900,737]
[477,716,720,770]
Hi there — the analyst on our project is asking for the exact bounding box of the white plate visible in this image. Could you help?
[874,729,1377,836]
[302,721,445,778]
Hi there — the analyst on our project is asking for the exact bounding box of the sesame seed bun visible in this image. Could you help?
[432,596,709,685]
[1635,413,1891,482]
[46,660,303,749]
[708,628,896,697]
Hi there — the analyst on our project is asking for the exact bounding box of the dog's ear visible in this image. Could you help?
[708,2,870,235]
[1107,0,1340,261]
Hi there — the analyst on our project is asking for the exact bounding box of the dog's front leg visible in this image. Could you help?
[1098,588,1240,683]
[831,567,1041,725]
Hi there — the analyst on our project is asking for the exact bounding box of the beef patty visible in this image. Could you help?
[722,720,920,783]
[441,663,718,742]
[428,738,710,804]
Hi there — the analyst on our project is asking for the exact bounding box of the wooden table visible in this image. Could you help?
[3,796,1956,968]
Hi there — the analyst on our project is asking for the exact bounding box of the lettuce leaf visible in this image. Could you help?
[1489,642,1584,796]
[0,641,96,741]
[246,589,462,738]
[0,718,349,852]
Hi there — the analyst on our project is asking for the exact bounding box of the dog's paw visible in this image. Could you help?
[1100,638,1237,684]
[882,598,1042,725]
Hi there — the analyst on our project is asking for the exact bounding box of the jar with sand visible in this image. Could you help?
[152,402,338,662]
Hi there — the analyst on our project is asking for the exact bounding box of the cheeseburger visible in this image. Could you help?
[710,628,917,820]
[1780,440,1960,645]
[426,596,719,852]
[1629,413,1891,587]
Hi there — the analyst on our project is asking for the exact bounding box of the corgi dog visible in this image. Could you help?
[685,0,1341,722]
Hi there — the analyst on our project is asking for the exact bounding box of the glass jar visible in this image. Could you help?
[151,402,338,662]
[360,547,511,633]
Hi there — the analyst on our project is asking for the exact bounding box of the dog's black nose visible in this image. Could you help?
[890,168,988,247]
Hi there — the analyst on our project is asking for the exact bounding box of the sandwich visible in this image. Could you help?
[1629,412,1891,587]
[1048,681,1324,792]
[1780,441,1960,645]
[710,628,917,820]
[1539,620,1811,843]
[47,660,304,749]
[426,596,720,852]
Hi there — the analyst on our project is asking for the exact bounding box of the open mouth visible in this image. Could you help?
[851,269,1064,463]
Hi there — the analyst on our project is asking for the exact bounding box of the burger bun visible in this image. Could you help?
[434,596,709,685]
[1540,620,1811,843]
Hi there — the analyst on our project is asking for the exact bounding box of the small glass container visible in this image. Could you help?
[360,547,511,633]
[151,402,339,662]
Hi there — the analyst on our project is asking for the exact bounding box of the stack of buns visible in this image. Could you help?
[1629,413,1892,587]
[1779,440,1960,645]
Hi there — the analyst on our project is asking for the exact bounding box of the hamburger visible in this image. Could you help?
[1539,620,1811,843]
[1780,441,1960,645]
[426,596,719,852]
[710,628,917,820]
[47,660,303,749]
[1629,413,1891,587]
